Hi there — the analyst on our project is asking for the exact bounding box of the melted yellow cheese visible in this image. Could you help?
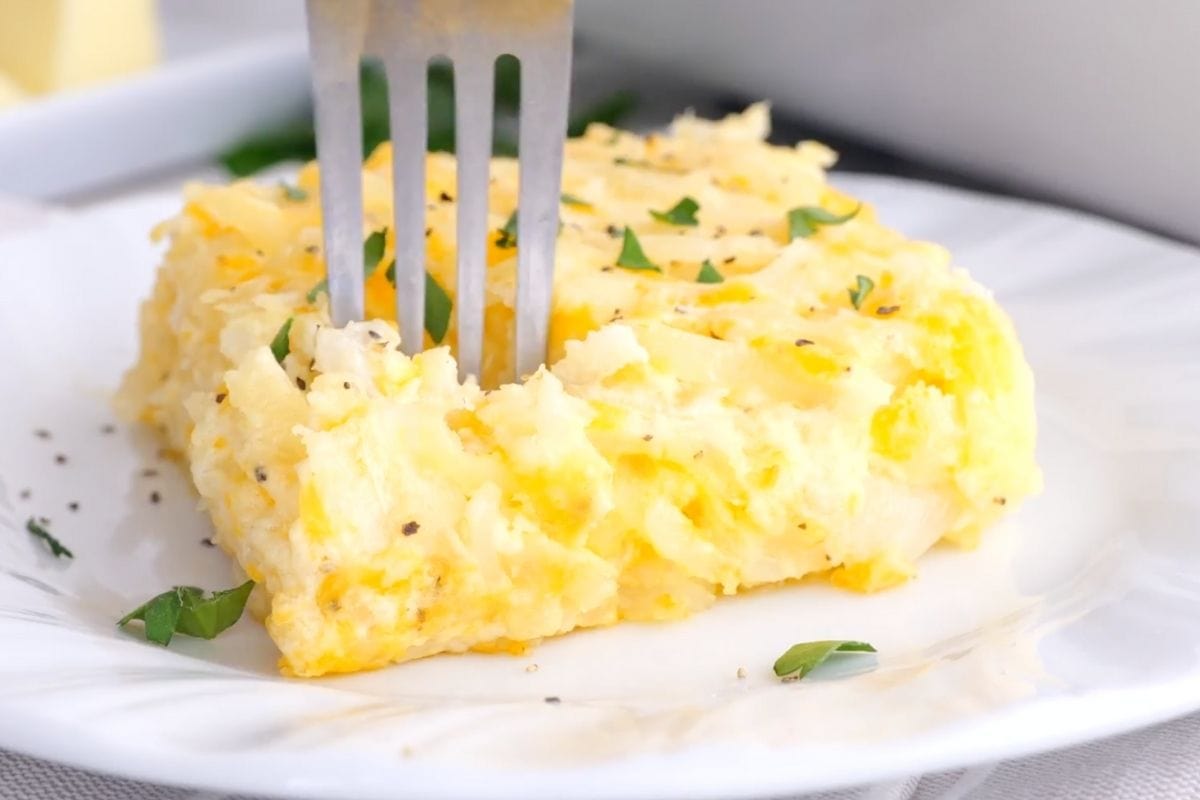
[118,106,1039,677]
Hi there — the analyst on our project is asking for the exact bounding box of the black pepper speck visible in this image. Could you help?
[149,491,161,504]
[101,424,116,434]
[794,339,814,347]
[67,502,79,512]
[215,392,227,404]
[439,191,454,203]
[201,537,216,548]
[402,521,420,536]
[18,489,30,500]
[296,377,307,390]
[254,466,268,483]
[54,454,67,465]
[34,429,50,439]
[544,696,561,704]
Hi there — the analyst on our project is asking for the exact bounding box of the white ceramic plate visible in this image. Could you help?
[1,175,1198,800]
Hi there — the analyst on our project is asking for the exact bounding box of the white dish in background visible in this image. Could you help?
[1,175,1199,799]
[576,0,1200,244]
[0,0,309,200]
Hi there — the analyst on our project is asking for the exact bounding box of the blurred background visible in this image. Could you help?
[0,0,1195,242]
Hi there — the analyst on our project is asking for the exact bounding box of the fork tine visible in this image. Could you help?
[385,52,428,356]
[452,52,494,382]
[514,8,574,381]
[306,0,369,327]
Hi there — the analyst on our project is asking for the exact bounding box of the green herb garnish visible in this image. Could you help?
[118,581,255,647]
[381,261,454,345]
[848,275,875,310]
[786,205,860,241]
[306,228,389,302]
[495,211,518,249]
[650,196,700,227]
[25,518,72,559]
[270,317,294,364]
[615,228,660,272]
[561,193,591,207]
[221,61,636,176]
[362,228,388,277]
[280,183,308,202]
[424,272,453,344]
[773,640,876,681]
[305,280,326,304]
[696,259,724,284]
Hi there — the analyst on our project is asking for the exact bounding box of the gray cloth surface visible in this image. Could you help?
[4,711,1200,799]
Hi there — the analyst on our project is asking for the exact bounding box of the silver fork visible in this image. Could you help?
[305,0,574,382]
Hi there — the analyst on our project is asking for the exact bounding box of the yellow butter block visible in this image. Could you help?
[0,0,158,95]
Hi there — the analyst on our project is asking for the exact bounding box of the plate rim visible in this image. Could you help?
[2,171,1199,798]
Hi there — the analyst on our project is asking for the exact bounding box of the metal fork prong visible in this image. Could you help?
[306,0,368,327]
[452,52,495,383]
[386,52,429,356]
[514,11,574,381]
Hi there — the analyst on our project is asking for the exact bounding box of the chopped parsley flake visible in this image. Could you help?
[425,273,453,344]
[306,228,390,301]
[270,317,294,364]
[848,275,875,310]
[615,228,660,272]
[696,259,724,284]
[560,193,591,207]
[787,205,860,242]
[280,183,308,202]
[25,517,73,559]
[773,640,876,681]
[650,196,700,226]
[118,581,256,647]
[495,211,518,249]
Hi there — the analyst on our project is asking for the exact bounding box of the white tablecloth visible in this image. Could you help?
[5,711,1200,800]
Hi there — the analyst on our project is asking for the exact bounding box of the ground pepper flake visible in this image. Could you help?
[439,191,454,203]
[149,490,161,504]
[605,224,623,239]
[215,392,227,404]
[544,696,561,704]
[34,429,50,439]
[141,468,158,478]
[201,537,216,548]
[723,256,736,264]
[254,466,268,483]
[101,424,116,434]
[67,502,79,512]
[54,454,67,465]
[876,305,900,316]
[18,489,30,500]
[794,338,814,347]
[296,377,307,390]
[402,521,420,536]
